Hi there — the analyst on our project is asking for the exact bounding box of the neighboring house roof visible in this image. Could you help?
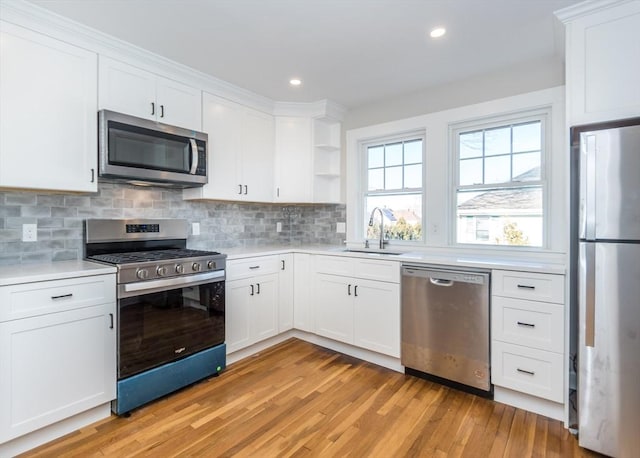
[459,167,541,212]
[391,209,420,224]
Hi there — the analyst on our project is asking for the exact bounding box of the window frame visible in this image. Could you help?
[359,130,426,245]
[450,108,550,249]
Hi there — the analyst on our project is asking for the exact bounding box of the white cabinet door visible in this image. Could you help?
[293,253,314,332]
[252,273,279,342]
[564,1,640,124]
[353,279,400,357]
[0,21,97,192]
[0,303,115,443]
[274,116,312,203]
[98,55,157,121]
[225,278,252,353]
[241,108,274,202]
[314,273,353,344]
[99,56,201,130]
[155,75,202,130]
[278,254,294,332]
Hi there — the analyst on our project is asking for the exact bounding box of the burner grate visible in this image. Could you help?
[89,249,221,264]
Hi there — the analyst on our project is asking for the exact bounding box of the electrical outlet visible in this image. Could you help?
[22,223,37,242]
[336,222,346,233]
[192,222,200,236]
[276,222,282,233]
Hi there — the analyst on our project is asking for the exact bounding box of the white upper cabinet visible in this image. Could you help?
[184,92,274,202]
[0,21,98,192]
[559,0,640,125]
[99,56,201,131]
[274,116,313,203]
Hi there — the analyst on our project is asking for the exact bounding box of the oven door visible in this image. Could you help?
[116,272,224,380]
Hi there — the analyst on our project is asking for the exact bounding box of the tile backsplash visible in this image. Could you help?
[0,183,346,266]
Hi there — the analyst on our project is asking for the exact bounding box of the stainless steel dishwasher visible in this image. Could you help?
[401,264,491,396]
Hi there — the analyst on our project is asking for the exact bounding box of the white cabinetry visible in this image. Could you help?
[559,0,640,124]
[293,253,314,332]
[184,93,274,202]
[225,256,279,353]
[0,21,97,192]
[491,270,565,403]
[312,256,400,357]
[274,117,313,203]
[278,254,294,332]
[312,119,342,203]
[98,56,202,131]
[0,274,116,444]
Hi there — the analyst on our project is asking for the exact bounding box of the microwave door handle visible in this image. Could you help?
[189,139,199,175]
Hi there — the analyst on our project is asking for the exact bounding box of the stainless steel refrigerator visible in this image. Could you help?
[571,117,640,457]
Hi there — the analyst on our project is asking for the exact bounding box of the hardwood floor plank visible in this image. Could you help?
[20,338,592,458]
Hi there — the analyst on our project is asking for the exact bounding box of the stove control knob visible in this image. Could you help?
[156,266,167,277]
[136,269,149,280]
[207,260,216,270]
[192,262,201,272]
[175,264,184,274]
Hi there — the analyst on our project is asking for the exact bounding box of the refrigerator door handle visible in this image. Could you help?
[580,133,597,241]
[581,242,596,347]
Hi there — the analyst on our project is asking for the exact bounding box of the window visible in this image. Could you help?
[454,112,546,247]
[363,134,424,242]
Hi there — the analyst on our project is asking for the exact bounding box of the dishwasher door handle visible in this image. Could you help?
[429,277,454,287]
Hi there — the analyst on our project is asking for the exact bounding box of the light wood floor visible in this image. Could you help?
[22,338,598,457]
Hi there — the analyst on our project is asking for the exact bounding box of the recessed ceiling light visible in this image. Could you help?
[430,27,446,38]
[289,78,302,86]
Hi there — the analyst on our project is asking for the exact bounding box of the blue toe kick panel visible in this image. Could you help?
[113,343,226,415]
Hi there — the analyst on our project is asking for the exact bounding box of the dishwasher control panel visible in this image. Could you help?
[402,266,488,285]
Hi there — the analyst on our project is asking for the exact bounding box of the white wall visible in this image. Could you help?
[343,56,565,131]
[345,86,567,262]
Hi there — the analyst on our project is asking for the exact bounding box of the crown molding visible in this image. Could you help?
[554,0,633,23]
[273,99,347,120]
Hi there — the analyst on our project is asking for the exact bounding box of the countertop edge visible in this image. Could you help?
[0,260,117,286]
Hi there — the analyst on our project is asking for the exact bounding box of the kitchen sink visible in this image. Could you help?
[342,249,402,256]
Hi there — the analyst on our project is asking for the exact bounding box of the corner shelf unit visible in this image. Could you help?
[312,118,342,203]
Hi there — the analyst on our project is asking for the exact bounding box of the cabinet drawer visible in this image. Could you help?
[492,296,564,352]
[492,270,564,304]
[0,274,115,322]
[491,341,563,403]
[226,256,280,280]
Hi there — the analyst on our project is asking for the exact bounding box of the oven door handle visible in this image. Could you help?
[123,270,225,295]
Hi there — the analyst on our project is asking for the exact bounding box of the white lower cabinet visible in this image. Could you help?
[0,274,116,444]
[491,269,565,403]
[225,256,280,353]
[278,254,294,332]
[313,256,400,357]
[293,253,313,332]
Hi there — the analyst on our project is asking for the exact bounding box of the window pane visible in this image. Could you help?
[404,140,422,164]
[484,127,510,156]
[365,194,422,241]
[484,155,511,184]
[385,166,402,189]
[368,146,384,168]
[459,158,483,186]
[385,143,403,166]
[404,164,422,188]
[513,122,541,152]
[368,169,384,191]
[513,152,541,181]
[456,187,542,247]
[459,131,483,159]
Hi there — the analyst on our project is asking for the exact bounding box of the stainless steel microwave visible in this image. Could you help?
[98,110,208,188]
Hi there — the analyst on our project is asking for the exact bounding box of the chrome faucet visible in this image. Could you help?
[368,207,386,249]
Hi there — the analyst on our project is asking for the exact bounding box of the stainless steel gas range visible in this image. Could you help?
[84,218,226,415]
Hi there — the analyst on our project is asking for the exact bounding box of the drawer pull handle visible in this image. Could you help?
[517,284,535,290]
[517,321,535,328]
[249,266,260,270]
[51,293,73,300]
[517,368,535,376]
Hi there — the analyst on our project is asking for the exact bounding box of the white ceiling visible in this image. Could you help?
[26,0,581,109]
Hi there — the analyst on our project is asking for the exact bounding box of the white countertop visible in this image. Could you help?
[0,260,117,286]
[223,244,566,275]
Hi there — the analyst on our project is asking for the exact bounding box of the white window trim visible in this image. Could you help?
[449,107,552,250]
[358,130,426,246]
